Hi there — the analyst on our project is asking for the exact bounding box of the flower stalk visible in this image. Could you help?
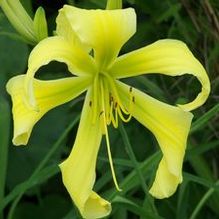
[106,0,122,9]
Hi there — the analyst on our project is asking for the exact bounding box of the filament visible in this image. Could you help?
[100,80,122,191]
[92,75,99,124]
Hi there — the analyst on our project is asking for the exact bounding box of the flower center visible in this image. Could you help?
[88,72,135,191]
[90,72,134,128]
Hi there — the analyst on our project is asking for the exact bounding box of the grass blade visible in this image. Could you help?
[3,115,80,218]
[0,98,10,219]
[191,103,219,133]
[118,122,158,215]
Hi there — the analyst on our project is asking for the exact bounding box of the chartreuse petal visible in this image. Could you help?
[59,5,136,69]
[117,81,193,198]
[6,75,91,146]
[56,8,77,42]
[109,39,210,111]
[59,89,111,219]
[56,8,90,52]
[24,36,97,108]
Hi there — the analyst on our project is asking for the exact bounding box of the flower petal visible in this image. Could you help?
[59,89,111,219]
[24,36,97,107]
[59,5,136,69]
[117,81,193,198]
[110,39,210,111]
[56,8,90,52]
[6,75,90,146]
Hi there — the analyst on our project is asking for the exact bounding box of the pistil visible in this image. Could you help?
[89,72,135,191]
[100,80,122,191]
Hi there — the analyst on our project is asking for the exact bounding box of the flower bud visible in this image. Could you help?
[33,7,48,42]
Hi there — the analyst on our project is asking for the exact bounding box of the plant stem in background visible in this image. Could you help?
[6,115,80,219]
[0,98,10,219]
[190,180,219,219]
[119,121,159,216]
[106,0,122,9]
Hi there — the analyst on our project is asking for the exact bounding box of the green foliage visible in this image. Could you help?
[0,0,219,219]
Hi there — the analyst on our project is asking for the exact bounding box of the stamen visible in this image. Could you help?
[114,106,119,128]
[107,94,113,125]
[92,76,99,124]
[104,120,121,191]
[109,101,118,128]
[129,88,135,113]
[101,73,122,107]
[117,107,132,122]
[100,80,122,191]
[99,73,134,129]
[129,86,133,92]
[102,73,130,116]
[103,79,111,125]
[99,111,104,117]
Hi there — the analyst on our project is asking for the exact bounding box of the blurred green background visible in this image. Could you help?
[0,0,219,218]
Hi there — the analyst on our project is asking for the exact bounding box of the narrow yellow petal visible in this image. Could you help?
[6,75,90,146]
[59,89,111,219]
[24,36,97,107]
[110,39,210,111]
[59,5,136,69]
[117,81,193,198]
[149,158,182,198]
[27,36,96,76]
[56,8,90,52]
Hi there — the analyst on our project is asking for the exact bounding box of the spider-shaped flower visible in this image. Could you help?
[7,5,210,219]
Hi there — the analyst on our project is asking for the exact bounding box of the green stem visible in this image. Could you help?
[190,103,219,134]
[189,180,219,219]
[0,98,10,219]
[106,0,122,9]
[6,114,80,219]
[118,122,158,215]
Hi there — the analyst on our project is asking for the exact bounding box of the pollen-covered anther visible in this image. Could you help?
[90,73,134,129]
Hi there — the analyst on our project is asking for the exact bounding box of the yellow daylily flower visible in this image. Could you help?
[7,5,210,219]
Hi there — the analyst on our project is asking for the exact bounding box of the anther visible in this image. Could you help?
[89,101,92,107]
[99,111,104,117]
[115,102,118,108]
[129,86,133,92]
[132,96,135,103]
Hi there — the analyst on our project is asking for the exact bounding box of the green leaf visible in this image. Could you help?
[105,152,161,200]
[113,196,164,219]
[0,97,10,219]
[191,103,219,133]
[189,180,219,219]
[1,114,80,213]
